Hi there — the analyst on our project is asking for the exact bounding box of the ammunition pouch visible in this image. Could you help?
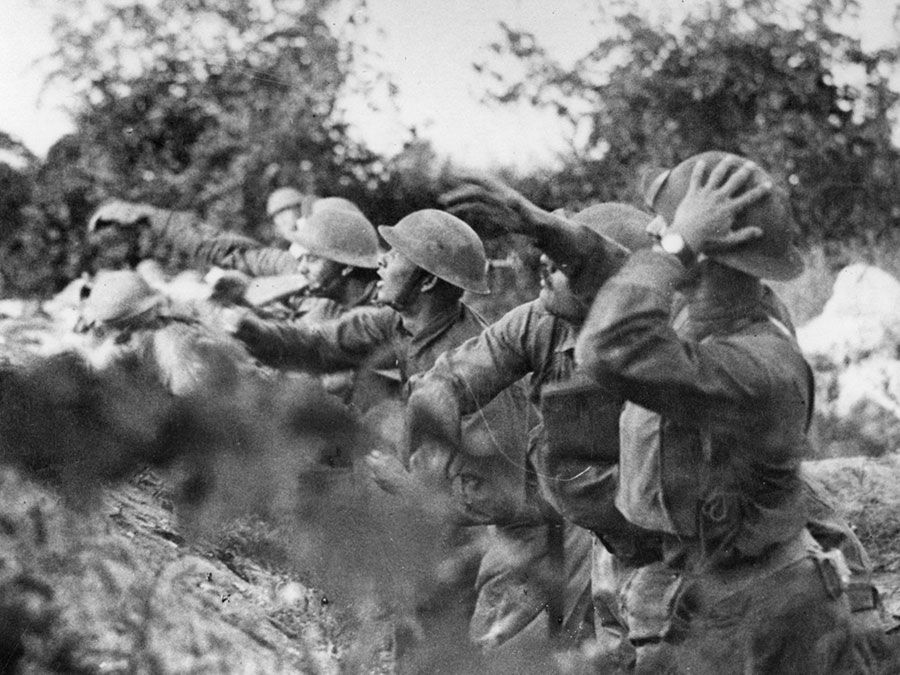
[540,374,621,464]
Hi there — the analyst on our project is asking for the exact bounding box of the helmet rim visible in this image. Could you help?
[378,210,490,294]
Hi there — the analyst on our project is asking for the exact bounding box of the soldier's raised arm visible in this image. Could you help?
[440,173,630,282]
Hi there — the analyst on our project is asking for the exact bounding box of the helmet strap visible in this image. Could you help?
[385,268,429,312]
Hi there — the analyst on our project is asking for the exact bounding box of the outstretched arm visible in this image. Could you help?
[228,304,398,372]
[89,200,300,276]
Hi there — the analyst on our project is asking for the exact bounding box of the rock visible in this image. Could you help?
[798,264,900,365]
[798,264,900,457]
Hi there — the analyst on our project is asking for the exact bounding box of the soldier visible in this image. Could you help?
[228,208,528,447]
[85,198,380,335]
[215,205,382,399]
[87,200,302,278]
[411,183,657,652]
[266,188,364,255]
[574,152,856,672]
[224,209,539,648]
[75,269,263,398]
[285,207,381,320]
[437,172,882,664]
[229,209,482,383]
[265,187,310,244]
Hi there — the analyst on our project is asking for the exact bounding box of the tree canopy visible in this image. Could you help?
[478,0,900,240]
[45,0,391,238]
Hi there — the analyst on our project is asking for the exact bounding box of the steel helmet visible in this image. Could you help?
[290,209,379,269]
[571,203,653,253]
[266,187,306,217]
[81,270,162,326]
[378,209,490,294]
[310,196,364,217]
[642,151,803,281]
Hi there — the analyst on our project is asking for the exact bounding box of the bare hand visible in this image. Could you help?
[668,157,771,253]
[439,173,540,237]
[366,450,416,496]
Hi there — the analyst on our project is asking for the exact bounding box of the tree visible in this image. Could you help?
[0,132,76,295]
[478,0,900,240]
[46,0,390,239]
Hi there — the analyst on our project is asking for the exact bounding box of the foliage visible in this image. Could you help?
[478,0,900,240]
[0,0,431,295]
[0,134,78,295]
[44,0,393,238]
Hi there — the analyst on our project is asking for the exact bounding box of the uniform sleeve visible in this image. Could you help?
[574,249,806,427]
[145,208,298,276]
[405,302,542,456]
[220,247,300,276]
[409,302,543,416]
[234,305,397,371]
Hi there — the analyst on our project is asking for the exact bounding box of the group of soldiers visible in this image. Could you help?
[72,150,894,673]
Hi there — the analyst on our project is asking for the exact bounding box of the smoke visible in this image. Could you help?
[0,352,177,496]
[0,351,461,665]
[0,350,612,672]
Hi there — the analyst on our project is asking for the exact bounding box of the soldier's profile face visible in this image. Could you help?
[299,253,344,295]
[538,254,584,322]
[272,208,300,241]
[375,248,419,305]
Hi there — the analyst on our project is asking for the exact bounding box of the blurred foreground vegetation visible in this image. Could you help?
[0,0,897,307]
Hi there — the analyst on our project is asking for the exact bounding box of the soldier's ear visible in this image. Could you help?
[419,274,439,293]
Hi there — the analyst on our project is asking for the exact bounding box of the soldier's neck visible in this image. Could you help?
[397,292,456,337]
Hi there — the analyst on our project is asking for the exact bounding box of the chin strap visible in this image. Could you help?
[383,269,429,311]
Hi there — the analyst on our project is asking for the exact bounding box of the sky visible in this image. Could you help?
[0,0,897,169]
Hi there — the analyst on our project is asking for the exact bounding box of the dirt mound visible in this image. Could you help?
[0,467,355,673]
[804,455,900,616]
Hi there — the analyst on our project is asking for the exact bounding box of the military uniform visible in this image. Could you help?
[538,284,881,664]
[575,248,854,673]
[237,301,533,517]
[239,298,545,646]
[408,299,601,647]
[126,205,302,276]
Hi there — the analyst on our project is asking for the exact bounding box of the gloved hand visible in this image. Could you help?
[668,156,771,254]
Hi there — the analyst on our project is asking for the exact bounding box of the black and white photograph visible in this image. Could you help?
[0,0,898,672]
